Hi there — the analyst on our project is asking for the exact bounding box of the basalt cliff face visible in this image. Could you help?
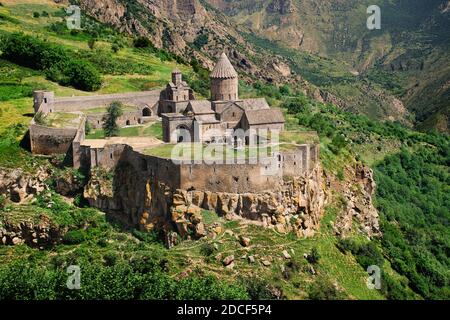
[84,163,327,246]
[83,160,381,247]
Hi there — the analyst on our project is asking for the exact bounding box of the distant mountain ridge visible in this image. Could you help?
[76,0,450,132]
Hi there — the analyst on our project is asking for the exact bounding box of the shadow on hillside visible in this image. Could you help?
[19,130,31,152]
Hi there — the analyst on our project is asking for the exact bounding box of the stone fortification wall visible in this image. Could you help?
[179,160,283,193]
[30,121,79,155]
[51,90,161,112]
[72,116,87,168]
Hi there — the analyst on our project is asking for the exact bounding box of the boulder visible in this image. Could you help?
[239,236,251,247]
[282,250,291,259]
[223,255,235,266]
[262,260,272,267]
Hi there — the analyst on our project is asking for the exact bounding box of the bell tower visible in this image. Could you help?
[210,53,238,102]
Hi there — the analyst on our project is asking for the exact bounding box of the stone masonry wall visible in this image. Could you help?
[30,122,78,155]
[52,91,161,112]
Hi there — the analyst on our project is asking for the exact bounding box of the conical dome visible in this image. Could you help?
[210,53,238,79]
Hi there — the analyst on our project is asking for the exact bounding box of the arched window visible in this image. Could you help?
[142,107,151,117]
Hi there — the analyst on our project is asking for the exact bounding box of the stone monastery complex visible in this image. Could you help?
[30,53,319,189]
[28,53,323,239]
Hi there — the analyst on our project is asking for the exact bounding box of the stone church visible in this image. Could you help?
[161,53,285,144]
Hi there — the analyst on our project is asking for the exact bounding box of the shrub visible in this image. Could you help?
[200,243,215,257]
[63,230,86,245]
[34,111,46,125]
[103,251,118,266]
[307,247,321,264]
[33,12,40,18]
[239,276,276,300]
[85,121,93,135]
[0,195,6,210]
[111,43,120,53]
[0,33,102,91]
[133,36,153,48]
[308,276,347,300]
[88,38,96,50]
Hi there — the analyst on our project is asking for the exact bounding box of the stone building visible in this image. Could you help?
[161,53,285,143]
[158,69,195,115]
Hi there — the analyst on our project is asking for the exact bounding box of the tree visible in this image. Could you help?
[88,38,96,50]
[133,36,153,48]
[102,101,123,137]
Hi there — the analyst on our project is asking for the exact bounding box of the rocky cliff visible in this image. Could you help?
[0,167,49,203]
[83,163,327,247]
[76,0,294,84]
[326,164,381,238]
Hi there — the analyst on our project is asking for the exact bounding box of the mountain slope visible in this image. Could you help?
[205,0,450,131]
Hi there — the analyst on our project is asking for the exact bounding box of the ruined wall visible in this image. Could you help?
[72,116,87,169]
[86,110,143,129]
[87,144,129,170]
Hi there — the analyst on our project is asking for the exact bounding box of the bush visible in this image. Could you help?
[200,243,215,257]
[307,248,321,264]
[308,276,347,300]
[34,111,46,125]
[0,260,249,300]
[88,38,96,50]
[133,36,153,48]
[33,12,40,18]
[63,230,86,245]
[239,277,276,300]
[103,251,118,266]
[0,195,6,210]
[0,33,102,91]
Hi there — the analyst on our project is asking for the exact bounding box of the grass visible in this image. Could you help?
[165,204,386,300]
[41,112,80,128]
[280,131,320,145]
[86,122,163,139]
[82,105,137,115]
[143,122,163,140]
[144,143,277,160]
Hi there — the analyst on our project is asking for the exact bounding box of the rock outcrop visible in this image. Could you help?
[331,164,381,238]
[0,214,66,249]
[0,167,49,203]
